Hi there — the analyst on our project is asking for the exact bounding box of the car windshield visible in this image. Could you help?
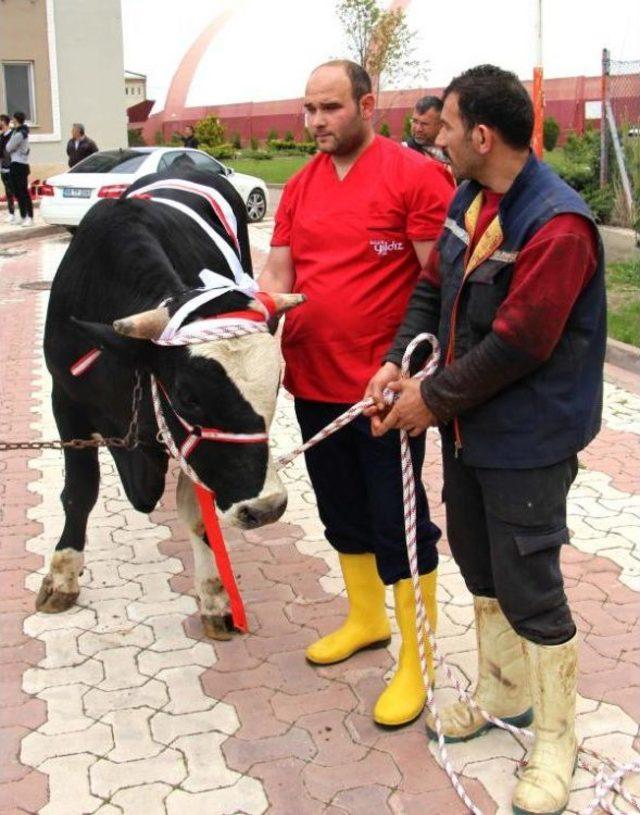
[69,150,148,174]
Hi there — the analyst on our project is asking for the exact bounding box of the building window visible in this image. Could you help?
[2,62,36,123]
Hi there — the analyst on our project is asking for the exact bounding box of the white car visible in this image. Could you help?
[40,147,269,229]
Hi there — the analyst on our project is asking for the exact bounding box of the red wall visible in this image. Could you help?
[135,74,639,147]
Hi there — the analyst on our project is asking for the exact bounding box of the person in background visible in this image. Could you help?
[180,125,199,149]
[66,123,98,168]
[6,111,33,227]
[0,114,17,224]
[403,95,450,166]
[259,60,454,728]
[370,64,604,815]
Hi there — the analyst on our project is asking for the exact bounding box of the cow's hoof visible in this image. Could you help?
[35,575,79,613]
[201,614,234,641]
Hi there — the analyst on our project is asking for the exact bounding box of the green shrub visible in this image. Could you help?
[266,129,279,143]
[403,112,412,141]
[583,184,615,222]
[200,142,235,160]
[250,136,259,151]
[169,131,182,145]
[127,128,145,147]
[154,130,164,145]
[378,121,391,137]
[543,117,560,151]
[242,149,273,160]
[283,130,295,143]
[268,139,316,154]
[231,132,242,149]
[194,116,225,148]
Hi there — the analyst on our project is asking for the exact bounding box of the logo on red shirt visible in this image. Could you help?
[369,238,405,256]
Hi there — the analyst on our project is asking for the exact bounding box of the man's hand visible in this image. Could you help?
[363,362,401,416]
[371,378,438,437]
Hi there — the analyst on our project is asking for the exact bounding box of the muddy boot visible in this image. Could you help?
[426,596,533,742]
[512,632,578,815]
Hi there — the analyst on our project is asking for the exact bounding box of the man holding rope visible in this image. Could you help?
[369,65,605,815]
[259,59,453,727]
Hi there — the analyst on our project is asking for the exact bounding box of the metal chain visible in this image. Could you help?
[0,371,144,452]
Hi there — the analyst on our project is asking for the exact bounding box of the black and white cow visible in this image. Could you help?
[41,167,303,638]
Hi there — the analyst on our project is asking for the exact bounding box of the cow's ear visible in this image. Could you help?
[71,318,155,367]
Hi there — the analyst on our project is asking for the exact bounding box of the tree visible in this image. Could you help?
[194,116,225,148]
[378,121,391,137]
[336,0,426,96]
[543,116,560,152]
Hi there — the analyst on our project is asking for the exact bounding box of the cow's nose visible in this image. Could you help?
[234,493,287,529]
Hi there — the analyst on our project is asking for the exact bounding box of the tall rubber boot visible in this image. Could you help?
[425,596,533,742]
[512,632,579,815]
[373,570,438,727]
[305,552,391,665]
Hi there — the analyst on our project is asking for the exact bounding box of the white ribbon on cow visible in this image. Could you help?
[154,269,267,347]
[126,179,253,292]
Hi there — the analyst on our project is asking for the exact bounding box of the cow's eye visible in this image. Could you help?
[176,388,201,415]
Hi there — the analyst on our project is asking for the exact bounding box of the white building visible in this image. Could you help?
[0,0,128,178]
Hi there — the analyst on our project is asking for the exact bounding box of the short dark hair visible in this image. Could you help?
[72,122,86,135]
[443,65,533,150]
[414,95,442,115]
[0,114,10,126]
[313,59,372,102]
[13,111,26,125]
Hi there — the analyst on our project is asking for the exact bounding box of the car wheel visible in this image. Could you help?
[246,188,266,222]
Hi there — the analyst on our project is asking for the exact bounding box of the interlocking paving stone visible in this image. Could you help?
[2,234,639,814]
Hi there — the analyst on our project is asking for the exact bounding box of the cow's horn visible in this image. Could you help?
[113,306,170,339]
[249,292,306,317]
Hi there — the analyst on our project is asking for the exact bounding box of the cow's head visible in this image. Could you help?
[78,287,304,528]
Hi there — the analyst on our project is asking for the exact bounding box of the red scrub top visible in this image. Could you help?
[272,135,454,402]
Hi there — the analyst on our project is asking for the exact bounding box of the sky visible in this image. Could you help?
[121,0,640,113]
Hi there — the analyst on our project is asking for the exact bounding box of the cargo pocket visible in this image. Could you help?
[512,527,569,615]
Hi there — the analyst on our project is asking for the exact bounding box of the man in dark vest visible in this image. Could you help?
[366,65,605,815]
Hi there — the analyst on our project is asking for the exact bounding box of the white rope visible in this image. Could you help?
[275,333,640,815]
[147,312,640,814]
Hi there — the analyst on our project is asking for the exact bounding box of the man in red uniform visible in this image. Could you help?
[369,65,605,814]
[259,60,453,727]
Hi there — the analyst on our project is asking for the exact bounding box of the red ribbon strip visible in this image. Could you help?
[194,483,248,633]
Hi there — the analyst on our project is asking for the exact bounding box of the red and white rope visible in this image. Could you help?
[276,332,640,815]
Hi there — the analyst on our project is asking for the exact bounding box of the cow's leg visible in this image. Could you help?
[176,473,233,640]
[36,389,100,613]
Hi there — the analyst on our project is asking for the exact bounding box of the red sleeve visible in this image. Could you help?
[493,214,598,361]
[270,178,297,247]
[404,160,455,242]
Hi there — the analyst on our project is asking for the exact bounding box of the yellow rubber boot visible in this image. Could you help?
[373,570,437,727]
[305,553,391,665]
[512,632,578,815]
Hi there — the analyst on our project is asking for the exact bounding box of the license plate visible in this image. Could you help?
[63,187,92,199]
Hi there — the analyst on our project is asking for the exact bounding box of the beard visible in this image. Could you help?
[314,123,368,157]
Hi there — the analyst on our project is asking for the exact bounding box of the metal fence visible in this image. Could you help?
[600,51,639,227]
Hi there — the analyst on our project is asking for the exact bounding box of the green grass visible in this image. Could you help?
[606,259,640,346]
[227,155,311,184]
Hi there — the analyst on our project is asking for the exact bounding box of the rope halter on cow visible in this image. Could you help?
[110,270,305,490]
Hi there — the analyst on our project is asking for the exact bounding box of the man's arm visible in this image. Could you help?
[257,245,295,293]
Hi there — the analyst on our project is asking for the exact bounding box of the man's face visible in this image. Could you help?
[436,93,480,179]
[71,126,82,140]
[303,66,371,156]
[410,106,441,146]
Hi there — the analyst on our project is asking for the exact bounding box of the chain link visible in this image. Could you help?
[0,371,144,453]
